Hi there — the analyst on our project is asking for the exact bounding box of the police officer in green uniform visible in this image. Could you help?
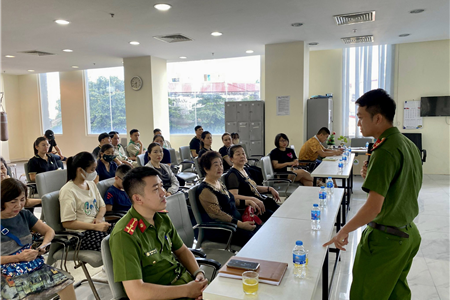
[109,167,208,300]
[324,89,422,300]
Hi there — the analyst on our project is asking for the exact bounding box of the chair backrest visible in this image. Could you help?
[179,146,191,162]
[97,178,116,199]
[24,162,32,182]
[36,169,67,198]
[120,138,130,157]
[260,156,274,181]
[193,157,204,179]
[350,138,373,147]
[41,191,65,233]
[101,235,128,300]
[168,148,178,164]
[402,133,423,150]
[166,193,195,247]
[188,185,204,226]
[136,153,146,167]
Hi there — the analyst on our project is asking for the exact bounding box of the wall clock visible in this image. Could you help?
[131,76,143,91]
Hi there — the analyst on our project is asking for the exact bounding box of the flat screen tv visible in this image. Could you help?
[420,96,450,117]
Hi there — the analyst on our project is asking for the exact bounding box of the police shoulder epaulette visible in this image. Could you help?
[371,137,386,151]
[124,218,138,235]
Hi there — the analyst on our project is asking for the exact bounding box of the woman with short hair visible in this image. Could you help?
[144,135,171,165]
[28,137,61,182]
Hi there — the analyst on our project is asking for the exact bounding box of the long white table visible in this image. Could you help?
[311,153,355,225]
[203,187,345,300]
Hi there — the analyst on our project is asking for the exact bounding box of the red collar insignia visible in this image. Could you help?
[138,219,147,233]
[124,218,138,235]
[371,137,386,151]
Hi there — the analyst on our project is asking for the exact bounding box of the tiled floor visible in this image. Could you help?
[7,161,450,299]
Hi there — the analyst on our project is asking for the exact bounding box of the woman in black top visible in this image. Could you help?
[197,131,213,159]
[218,132,233,172]
[197,151,260,247]
[225,145,280,222]
[28,137,60,182]
[269,133,313,186]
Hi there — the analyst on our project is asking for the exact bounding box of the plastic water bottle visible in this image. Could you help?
[326,177,334,196]
[338,159,343,172]
[319,186,327,208]
[293,241,307,278]
[366,142,369,148]
[343,155,347,165]
[311,204,321,230]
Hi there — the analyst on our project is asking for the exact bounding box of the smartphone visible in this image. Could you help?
[31,242,51,250]
[226,259,260,271]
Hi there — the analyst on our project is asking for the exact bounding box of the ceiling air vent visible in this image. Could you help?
[341,35,374,44]
[153,34,192,43]
[19,50,55,56]
[334,11,376,26]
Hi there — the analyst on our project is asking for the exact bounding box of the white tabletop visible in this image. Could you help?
[203,187,342,300]
[311,153,355,179]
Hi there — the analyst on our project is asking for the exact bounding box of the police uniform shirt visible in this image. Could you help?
[189,137,201,155]
[362,127,423,227]
[109,207,192,286]
[28,154,59,174]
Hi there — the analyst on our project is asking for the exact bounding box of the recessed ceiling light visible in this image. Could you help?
[5,55,15,58]
[72,66,79,69]
[179,56,187,59]
[63,49,73,52]
[129,41,140,45]
[309,42,319,46]
[211,32,222,36]
[399,34,410,37]
[410,9,425,14]
[246,50,254,54]
[55,19,70,25]
[154,4,171,11]
[28,70,35,72]
[291,23,304,27]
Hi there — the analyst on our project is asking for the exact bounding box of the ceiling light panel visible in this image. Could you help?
[334,11,376,25]
[154,4,171,11]
[55,19,70,25]
[341,35,374,44]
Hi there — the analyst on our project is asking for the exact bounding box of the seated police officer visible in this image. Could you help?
[109,167,208,300]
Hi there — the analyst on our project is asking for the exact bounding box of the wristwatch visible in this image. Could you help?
[193,269,206,278]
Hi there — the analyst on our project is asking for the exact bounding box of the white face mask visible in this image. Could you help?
[82,169,97,181]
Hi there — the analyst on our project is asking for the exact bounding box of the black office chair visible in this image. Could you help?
[402,133,427,164]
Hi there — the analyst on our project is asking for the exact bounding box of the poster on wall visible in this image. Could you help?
[403,100,423,129]
[276,96,290,116]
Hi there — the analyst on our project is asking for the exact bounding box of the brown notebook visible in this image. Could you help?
[218,257,288,286]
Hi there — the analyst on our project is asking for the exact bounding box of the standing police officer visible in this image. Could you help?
[324,89,422,299]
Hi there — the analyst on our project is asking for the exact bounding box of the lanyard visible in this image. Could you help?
[1,225,24,247]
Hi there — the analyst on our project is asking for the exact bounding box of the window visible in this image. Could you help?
[39,72,62,134]
[168,56,260,134]
[342,45,394,137]
[85,67,126,134]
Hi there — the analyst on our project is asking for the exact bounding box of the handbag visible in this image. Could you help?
[242,206,262,225]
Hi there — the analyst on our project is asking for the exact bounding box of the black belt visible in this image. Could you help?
[368,222,410,239]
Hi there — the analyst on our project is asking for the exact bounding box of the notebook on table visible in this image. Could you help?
[218,257,288,286]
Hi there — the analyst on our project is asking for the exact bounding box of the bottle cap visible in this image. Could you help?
[320,186,325,189]
[313,204,319,207]
[296,241,303,246]
[328,177,332,179]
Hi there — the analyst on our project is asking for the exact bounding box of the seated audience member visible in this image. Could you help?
[110,131,133,167]
[144,135,171,165]
[127,129,144,161]
[189,125,203,158]
[224,145,280,222]
[197,151,259,247]
[109,167,208,300]
[96,144,118,182]
[231,132,240,145]
[59,152,111,251]
[93,132,111,159]
[219,133,233,172]
[270,133,314,186]
[28,137,60,182]
[45,129,66,161]
[145,143,179,197]
[1,178,76,300]
[104,164,132,212]
[153,128,172,149]
[197,131,213,159]
[299,127,344,163]
[2,157,41,208]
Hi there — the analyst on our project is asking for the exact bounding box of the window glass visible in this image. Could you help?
[39,72,62,134]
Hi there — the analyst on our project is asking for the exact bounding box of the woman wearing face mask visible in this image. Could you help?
[145,143,179,197]
[1,178,77,300]
[197,131,213,159]
[95,144,118,182]
[144,135,171,165]
[219,133,233,172]
[28,137,61,182]
[59,152,111,251]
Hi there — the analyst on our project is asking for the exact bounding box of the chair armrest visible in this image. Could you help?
[105,211,127,217]
[264,178,293,184]
[195,222,237,232]
[274,171,297,176]
[55,231,85,239]
[178,187,190,190]
[189,248,207,258]
[421,149,427,163]
[195,258,222,270]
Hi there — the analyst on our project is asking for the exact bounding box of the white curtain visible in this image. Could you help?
[342,44,395,137]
